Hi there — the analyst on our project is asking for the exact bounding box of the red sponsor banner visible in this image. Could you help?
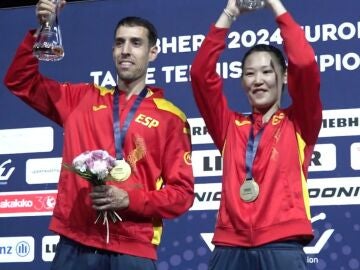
[0,190,57,217]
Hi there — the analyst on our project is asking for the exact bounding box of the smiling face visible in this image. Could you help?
[241,50,287,114]
[112,25,158,85]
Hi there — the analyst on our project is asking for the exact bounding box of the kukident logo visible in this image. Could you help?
[200,212,334,262]
[0,159,15,184]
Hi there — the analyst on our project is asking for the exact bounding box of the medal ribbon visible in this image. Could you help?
[245,118,265,181]
[113,87,148,160]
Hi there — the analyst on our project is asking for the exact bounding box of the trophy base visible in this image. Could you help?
[236,0,265,10]
[33,44,64,62]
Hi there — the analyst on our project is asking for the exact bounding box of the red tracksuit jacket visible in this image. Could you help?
[4,32,194,259]
[190,12,322,247]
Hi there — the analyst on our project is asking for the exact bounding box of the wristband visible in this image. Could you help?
[223,8,237,22]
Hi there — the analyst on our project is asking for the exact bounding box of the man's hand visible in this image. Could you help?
[90,185,130,211]
[36,0,66,24]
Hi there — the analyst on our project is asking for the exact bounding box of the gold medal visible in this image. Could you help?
[240,178,259,202]
[110,159,131,182]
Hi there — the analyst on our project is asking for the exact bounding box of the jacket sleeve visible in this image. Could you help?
[125,117,194,219]
[278,13,322,144]
[3,31,90,126]
[190,25,233,151]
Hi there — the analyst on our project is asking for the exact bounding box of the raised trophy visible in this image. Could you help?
[33,0,64,61]
[236,0,265,10]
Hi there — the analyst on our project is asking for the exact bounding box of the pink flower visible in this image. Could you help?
[66,150,116,184]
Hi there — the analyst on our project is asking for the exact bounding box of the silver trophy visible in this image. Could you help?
[33,0,64,61]
[236,0,265,10]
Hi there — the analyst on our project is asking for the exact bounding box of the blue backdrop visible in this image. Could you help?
[1,0,360,269]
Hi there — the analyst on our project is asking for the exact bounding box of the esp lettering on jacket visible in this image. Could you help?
[135,113,159,128]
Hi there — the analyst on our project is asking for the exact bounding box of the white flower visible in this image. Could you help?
[90,159,110,180]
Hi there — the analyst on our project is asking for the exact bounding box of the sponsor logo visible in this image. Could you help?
[0,237,34,263]
[319,108,360,137]
[92,105,107,111]
[42,235,60,262]
[235,119,251,127]
[308,177,360,206]
[0,159,15,184]
[304,213,334,255]
[187,118,213,145]
[308,144,336,171]
[190,183,222,211]
[0,190,57,217]
[191,150,222,177]
[272,112,285,125]
[184,152,192,165]
[26,157,62,184]
[0,127,54,155]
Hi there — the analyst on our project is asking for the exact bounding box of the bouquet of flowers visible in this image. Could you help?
[63,150,122,243]
[66,150,116,185]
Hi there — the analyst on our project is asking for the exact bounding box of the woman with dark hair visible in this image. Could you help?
[190,0,322,269]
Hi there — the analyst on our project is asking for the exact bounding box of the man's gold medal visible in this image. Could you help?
[110,159,131,182]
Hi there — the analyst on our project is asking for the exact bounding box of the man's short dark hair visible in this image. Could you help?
[114,16,158,47]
